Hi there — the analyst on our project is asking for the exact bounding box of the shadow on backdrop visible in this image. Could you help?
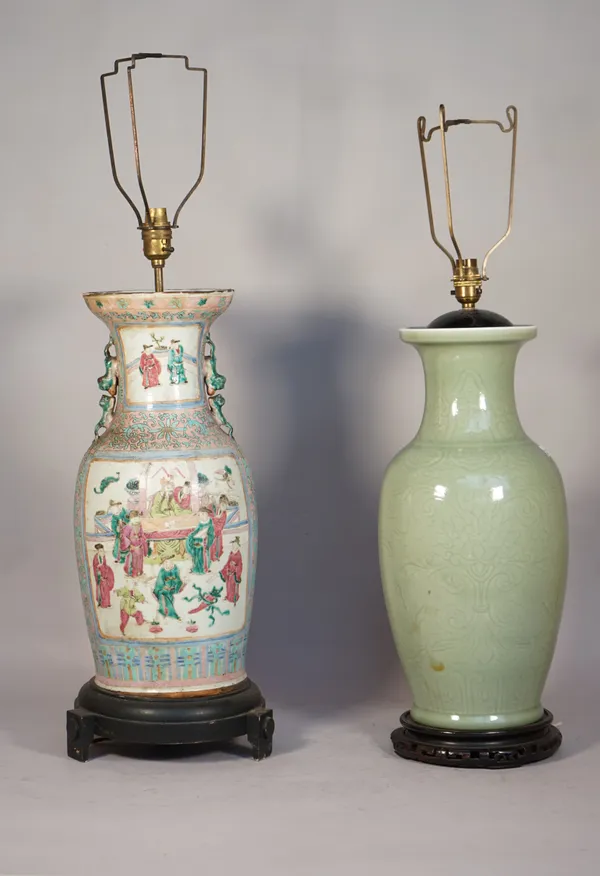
[238,309,400,713]
[543,483,600,760]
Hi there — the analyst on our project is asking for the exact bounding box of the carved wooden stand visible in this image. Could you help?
[391,709,561,769]
[67,677,274,762]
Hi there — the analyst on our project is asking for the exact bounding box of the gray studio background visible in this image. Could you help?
[1,1,599,874]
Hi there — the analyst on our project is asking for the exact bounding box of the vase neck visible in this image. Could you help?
[85,290,233,413]
[112,322,210,413]
[414,341,527,443]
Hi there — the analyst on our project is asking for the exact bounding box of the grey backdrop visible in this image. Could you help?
[1,1,600,874]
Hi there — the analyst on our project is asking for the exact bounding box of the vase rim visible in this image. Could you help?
[400,325,537,345]
[83,288,234,299]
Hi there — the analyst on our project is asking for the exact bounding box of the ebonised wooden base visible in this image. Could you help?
[67,677,274,762]
[391,709,561,769]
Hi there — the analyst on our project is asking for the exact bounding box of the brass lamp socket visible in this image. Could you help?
[452,258,485,309]
[140,207,175,269]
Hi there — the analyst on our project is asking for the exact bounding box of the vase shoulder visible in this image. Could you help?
[383,435,565,491]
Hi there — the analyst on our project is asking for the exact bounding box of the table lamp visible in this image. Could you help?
[67,54,274,762]
[379,105,567,768]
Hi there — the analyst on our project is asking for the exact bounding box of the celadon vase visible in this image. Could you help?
[74,290,257,696]
[379,325,568,737]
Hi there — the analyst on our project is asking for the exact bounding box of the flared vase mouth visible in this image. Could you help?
[83,288,233,299]
[400,325,537,345]
[82,288,234,319]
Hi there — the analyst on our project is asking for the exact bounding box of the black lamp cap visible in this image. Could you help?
[428,308,513,329]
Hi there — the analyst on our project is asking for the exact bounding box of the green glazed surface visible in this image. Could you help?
[379,326,568,730]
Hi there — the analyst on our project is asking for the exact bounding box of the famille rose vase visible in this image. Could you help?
[379,325,568,731]
[74,290,257,696]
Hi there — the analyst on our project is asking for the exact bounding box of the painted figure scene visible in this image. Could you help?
[122,325,201,404]
[85,456,248,641]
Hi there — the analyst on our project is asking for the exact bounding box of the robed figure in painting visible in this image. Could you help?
[116,586,145,635]
[173,481,192,512]
[92,543,114,608]
[209,495,228,562]
[153,559,185,620]
[186,509,215,574]
[139,344,161,389]
[150,480,178,517]
[220,536,243,604]
[120,512,149,577]
[150,478,187,563]
[168,339,187,385]
[109,500,129,563]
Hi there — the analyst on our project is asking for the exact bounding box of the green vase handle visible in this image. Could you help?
[94,338,118,439]
[202,332,234,438]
